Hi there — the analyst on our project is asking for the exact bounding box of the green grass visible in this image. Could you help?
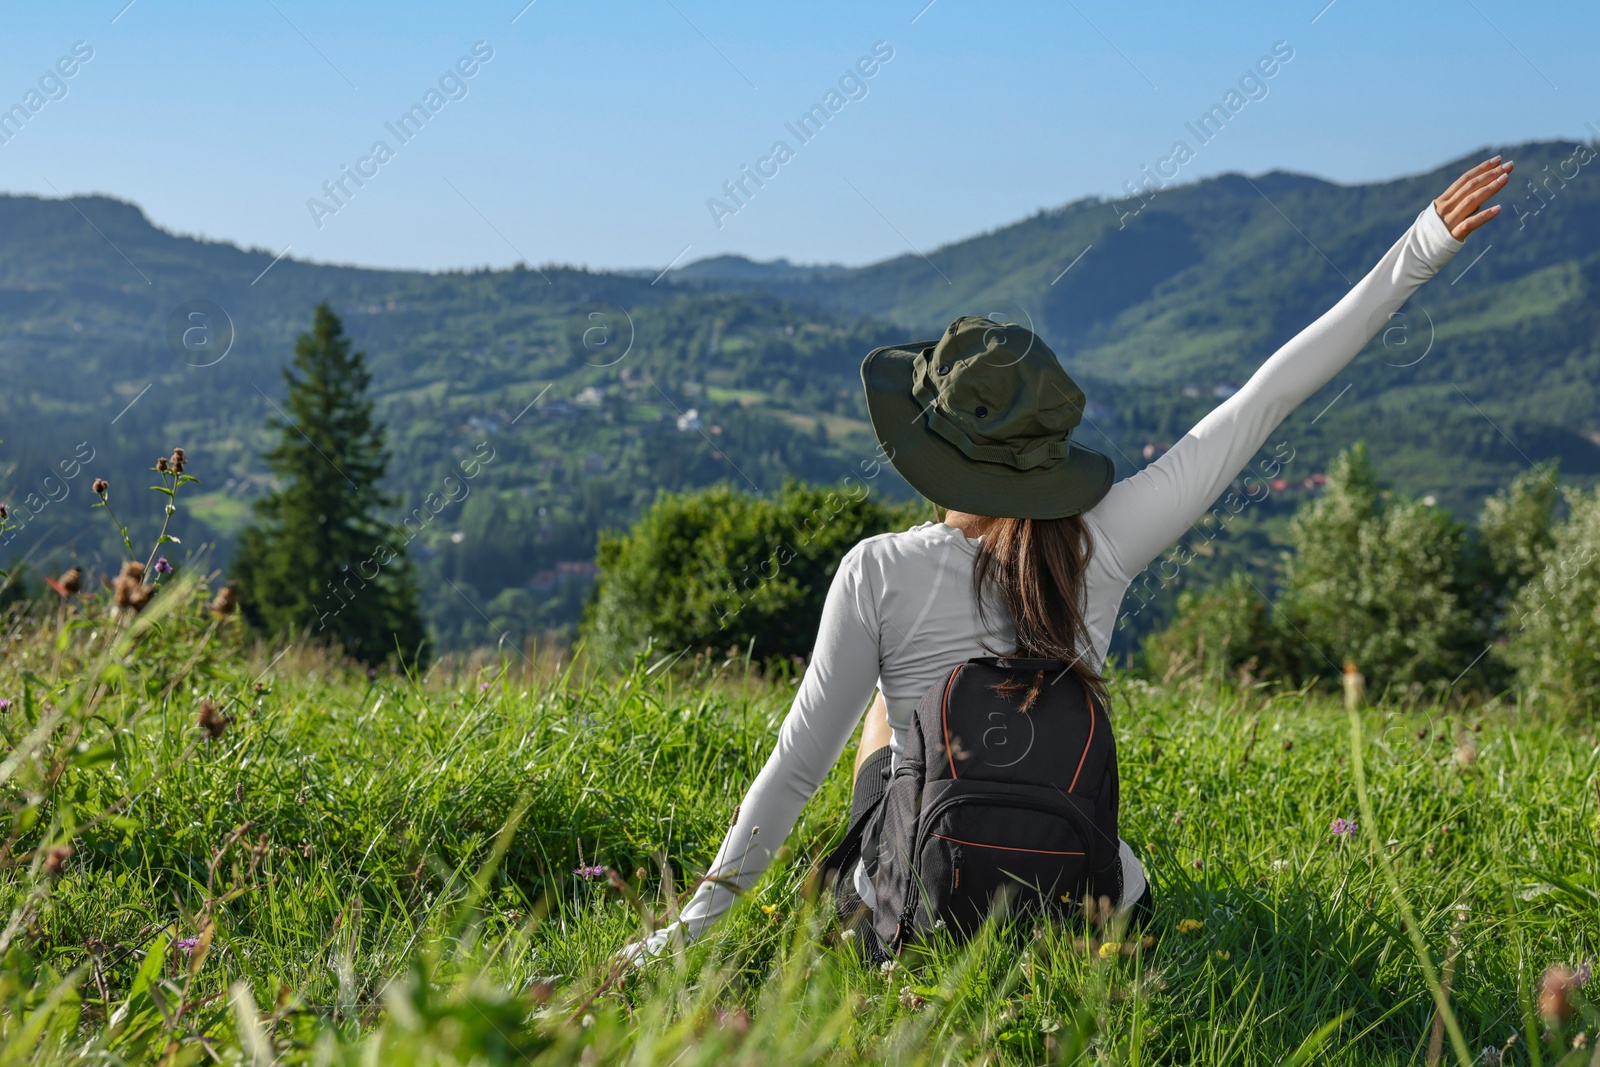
[0,587,1596,1064]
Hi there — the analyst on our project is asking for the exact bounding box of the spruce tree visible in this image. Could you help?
[233,303,428,666]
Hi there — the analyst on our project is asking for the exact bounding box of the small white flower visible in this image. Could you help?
[841,928,857,941]
[933,919,947,930]
[581,1014,596,1028]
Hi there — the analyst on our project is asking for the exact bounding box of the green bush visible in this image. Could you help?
[1277,444,1484,692]
[1141,571,1302,686]
[1502,484,1600,708]
[583,481,922,665]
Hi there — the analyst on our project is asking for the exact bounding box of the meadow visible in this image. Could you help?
[0,576,1592,1066]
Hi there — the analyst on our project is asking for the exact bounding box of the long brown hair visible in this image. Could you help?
[970,514,1108,710]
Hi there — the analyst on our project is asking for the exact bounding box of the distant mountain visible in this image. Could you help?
[673,255,853,285]
[1,139,1594,650]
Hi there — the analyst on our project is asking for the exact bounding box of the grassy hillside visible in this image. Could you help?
[2,139,1597,650]
[0,589,1594,1064]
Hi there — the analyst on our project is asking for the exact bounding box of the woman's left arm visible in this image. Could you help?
[1087,156,1511,580]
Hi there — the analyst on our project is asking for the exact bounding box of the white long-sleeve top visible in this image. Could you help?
[653,202,1463,946]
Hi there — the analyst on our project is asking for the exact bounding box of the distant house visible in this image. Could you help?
[575,385,605,407]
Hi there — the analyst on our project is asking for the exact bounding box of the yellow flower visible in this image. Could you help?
[1176,918,1204,934]
[760,904,778,916]
[1214,950,1231,961]
[1098,941,1123,959]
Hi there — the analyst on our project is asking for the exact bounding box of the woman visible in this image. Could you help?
[628,156,1510,958]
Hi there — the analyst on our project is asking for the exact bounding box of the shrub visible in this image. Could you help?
[1142,571,1302,686]
[584,481,921,665]
[1502,484,1600,708]
[1277,444,1483,691]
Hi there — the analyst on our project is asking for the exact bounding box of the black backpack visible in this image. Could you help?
[863,657,1121,952]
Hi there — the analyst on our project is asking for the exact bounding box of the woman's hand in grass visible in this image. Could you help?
[1434,156,1514,240]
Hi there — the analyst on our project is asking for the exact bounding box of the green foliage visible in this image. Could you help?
[0,608,1597,1063]
[1278,444,1484,691]
[232,304,428,666]
[1476,462,1561,597]
[585,482,922,665]
[1502,484,1600,706]
[1141,572,1301,685]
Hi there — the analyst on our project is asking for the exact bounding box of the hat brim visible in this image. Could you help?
[862,341,1116,520]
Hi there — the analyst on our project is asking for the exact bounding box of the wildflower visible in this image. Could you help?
[1191,858,1203,871]
[156,456,169,473]
[1282,739,1293,751]
[61,567,82,595]
[573,865,605,878]
[1539,964,1576,1021]
[0,502,7,520]
[209,582,238,618]
[1573,1033,1588,1051]
[198,699,233,741]
[175,937,201,954]
[1480,1048,1503,1066]
[1215,950,1231,961]
[759,903,778,916]
[92,478,108,497]
[479,681,491,691]
[1176,919,1204,934]
[1330,817,1358,837]
[153,557,172,576]
[879,959,897,975]
[170,447,186,473]
[43,844,71,874]
[1098,941,1122,959]
[367,667,378,680]
[0,699,10,713]
[580,1014,595,1028]
[1575,960,1593,986]
[840,928,857,942]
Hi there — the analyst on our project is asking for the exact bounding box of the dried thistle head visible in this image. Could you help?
[112,561,152,612]
[92,479,108,497]
[43,845,72,875]
[209,582,238,618]
[156,456,170,474]
[198,699,233,741]
[170,447,186,473]
[60,567,81,595]
[1540,965,1576,1022]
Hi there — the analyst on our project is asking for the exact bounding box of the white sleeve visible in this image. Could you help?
[654,545,884,945]
[1086,203,1464,580]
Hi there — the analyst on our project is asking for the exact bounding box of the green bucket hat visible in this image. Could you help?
[861,315,1114,520]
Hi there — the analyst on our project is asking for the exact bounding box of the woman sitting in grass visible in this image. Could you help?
[627,156,1511,959]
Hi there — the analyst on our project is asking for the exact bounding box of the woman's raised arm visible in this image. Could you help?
[1085,157,1511,581]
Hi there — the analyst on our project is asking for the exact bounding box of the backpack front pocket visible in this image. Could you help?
[914,794,1092,938]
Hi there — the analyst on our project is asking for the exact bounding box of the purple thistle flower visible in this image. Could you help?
[175,937,201,954]
[574,864,606,878]
[479,681,492,691]
[1330,817,1358,837]
[0,699,11,713]
[153,557,172,576]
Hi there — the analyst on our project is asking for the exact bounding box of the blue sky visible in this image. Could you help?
[1,0,1593,272]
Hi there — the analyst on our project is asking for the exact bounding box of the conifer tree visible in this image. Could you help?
[233,303,428,666]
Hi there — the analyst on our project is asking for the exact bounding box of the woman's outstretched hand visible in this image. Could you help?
[1434,156,1514,240]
